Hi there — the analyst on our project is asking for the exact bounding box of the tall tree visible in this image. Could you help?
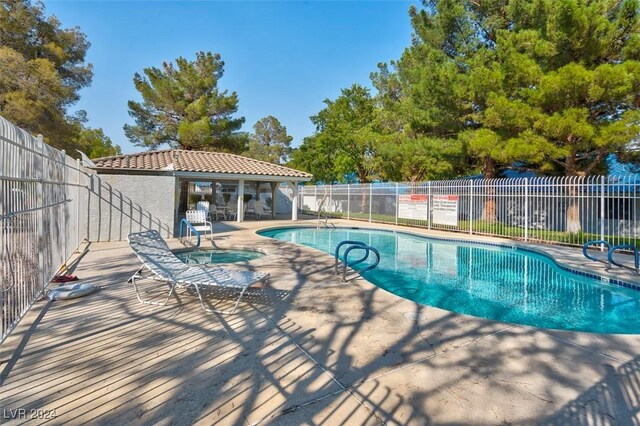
[293,84,378,184]
[76,127,121,159]
[370,62,462,183]
[243,115,293,164]
[288,136,340,184]
[124,51,246,152]
[375,135,458,183]
[382,0,640,228]
[0,0,93,150]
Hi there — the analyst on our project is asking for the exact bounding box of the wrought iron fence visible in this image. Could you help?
[299,176,640,248]
[0,116,90,342]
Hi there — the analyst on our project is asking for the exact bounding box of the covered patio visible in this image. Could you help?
[89,149,312,233]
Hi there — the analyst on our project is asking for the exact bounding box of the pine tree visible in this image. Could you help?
[388,0,640,228]
[124,51,246,152]
[0,0,93,151]
[243,116,293,164]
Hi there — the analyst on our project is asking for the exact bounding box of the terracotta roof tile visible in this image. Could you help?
[92,149,312,179]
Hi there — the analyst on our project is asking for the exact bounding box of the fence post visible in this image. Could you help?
[347,184,351,220]
[469,180,473,235]
[524,178,529,242]
[62,150,68,264]
[395,182,399,225]
[76,158,81,248]
[600,176,605,251]
[37,135,45,291]
[314,185,318,213]
[329,184,333,216]
[428,181,431,230]
[369,184,373,223]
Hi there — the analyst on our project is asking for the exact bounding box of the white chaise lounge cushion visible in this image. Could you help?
[127,230,270,289]
[174,267,267,290]
[128,230,190,280]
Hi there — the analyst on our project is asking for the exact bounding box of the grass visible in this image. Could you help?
[306,210,640,249]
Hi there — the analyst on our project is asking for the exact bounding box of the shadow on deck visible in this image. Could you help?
[2,228,640,425]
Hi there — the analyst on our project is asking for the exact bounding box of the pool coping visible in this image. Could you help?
[255,224,640,292]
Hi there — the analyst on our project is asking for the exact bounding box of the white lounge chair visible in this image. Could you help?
[127,230,269,314]
[196,201,213,221]
[214,205,227,220]
[262,201,273,217]
[244,199,255,218]
[254,200,271,219]
[226,205,237,221]
[186,210,213,236]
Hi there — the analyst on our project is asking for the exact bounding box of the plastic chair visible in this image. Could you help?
[196,201,213,221]
[254,201,271,219]
[185,210,213,236]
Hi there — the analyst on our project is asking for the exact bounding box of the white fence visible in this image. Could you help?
[0,119,287,344]
[299,177,640,248]
[0,116,175,343]
[0,116,89,342]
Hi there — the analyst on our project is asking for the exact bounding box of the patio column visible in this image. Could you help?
[289,181,299,221]
[237,179,244,223]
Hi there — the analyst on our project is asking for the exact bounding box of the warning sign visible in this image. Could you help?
[398,194,429,220]
[432,195,458,226]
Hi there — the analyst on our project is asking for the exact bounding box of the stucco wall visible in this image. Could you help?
[86,172,175,242]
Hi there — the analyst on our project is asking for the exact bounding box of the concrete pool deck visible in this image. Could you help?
[2,218,640,425]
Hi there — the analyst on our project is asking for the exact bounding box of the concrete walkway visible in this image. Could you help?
[2,219,640,425]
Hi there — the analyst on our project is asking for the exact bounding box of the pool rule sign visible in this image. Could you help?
[398,194,429,220]
[432,195,459,226]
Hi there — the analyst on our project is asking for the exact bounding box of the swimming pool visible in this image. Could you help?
[258,227,640,334]
[174,248,264,265]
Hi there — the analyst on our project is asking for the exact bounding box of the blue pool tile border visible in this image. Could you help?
[257,225,640,292]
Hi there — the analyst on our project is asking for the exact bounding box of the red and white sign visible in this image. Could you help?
[398,194,429,220]
[432,195,459,226]
[399,194,428,202]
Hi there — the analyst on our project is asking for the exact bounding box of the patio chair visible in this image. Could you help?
[261,201,273,217]
[127,230,270,314]
[254,200,271,219]
[197,200,223,221]
[214,204,227,220]
[186,210,213,237]
[244,199,255,218]
[226,205,237,221]
[196,200,210,215]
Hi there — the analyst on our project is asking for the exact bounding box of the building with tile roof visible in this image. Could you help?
[92,149,312,180]
[87,149,312,225]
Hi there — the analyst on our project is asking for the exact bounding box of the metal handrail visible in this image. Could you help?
[317,192,329,226]
[342,245,380,282]
[179,218,201,247]
[582,240,612,263]
[334,240,381,282]
[608,244,639,273]
[0,198,72,220]
[334,240,368,273]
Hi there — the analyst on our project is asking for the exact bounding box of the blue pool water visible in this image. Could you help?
[175,249,264,265]
[258,227,640,334]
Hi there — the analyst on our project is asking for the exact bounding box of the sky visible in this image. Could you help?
[44,0,419,154]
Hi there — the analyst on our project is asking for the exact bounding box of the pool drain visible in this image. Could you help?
[403,311,427,321]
